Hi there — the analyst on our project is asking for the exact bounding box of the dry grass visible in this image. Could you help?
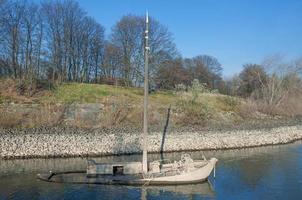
[0,107,23,128]
[174,92,241,126]
[0,104,66,128]
[100,101,133,128]
[22,104,66,128]
[0,78,32,103]
[238,99,258,118]
[239,93,302,119]
[98,101,167,129]
[274,95,302,117]
[1,78,301,129]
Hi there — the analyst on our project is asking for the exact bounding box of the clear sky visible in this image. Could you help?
[77,0,302,77]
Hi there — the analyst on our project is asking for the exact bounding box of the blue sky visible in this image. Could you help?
[77,0,302,77]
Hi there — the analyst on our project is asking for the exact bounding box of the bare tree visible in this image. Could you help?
[41,0,105,83]
[90,24,105,83]
[224,75,241,96]
[110,15,142,85]
[155,58,190,90]
[183,55,222,90]
[238,63,267,97]
[258,57,294,107]
[23,3,40,83]
[292,57,302,76]
[42,0,64,82]
[2,0,25,78]
[35,11,43,78]
[102,41,122,79]
[0,0,8,75]
[110,14,177,86]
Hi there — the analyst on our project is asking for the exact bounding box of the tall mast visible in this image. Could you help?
[142,11,149,174]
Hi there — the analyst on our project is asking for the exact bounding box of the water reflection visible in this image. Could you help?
[143,182,215,198]
[0,173,215,200]
[1,142,294,175]
[1,141,302,199]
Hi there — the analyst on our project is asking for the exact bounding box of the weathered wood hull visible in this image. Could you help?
[37,171,207,186]
[37,158,217,186]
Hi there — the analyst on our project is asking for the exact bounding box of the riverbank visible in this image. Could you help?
[1,125,302,159]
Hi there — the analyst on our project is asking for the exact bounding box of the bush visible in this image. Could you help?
[224,96,239,111]
[176,98,215,126]
[174,79,216,125]
[175,83,186,92]
[100,101,131,128]
[16,78,54,96]
[190,79,209,102]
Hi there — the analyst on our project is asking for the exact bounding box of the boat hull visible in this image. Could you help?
[37,158,217,186]
[37,172,207,186]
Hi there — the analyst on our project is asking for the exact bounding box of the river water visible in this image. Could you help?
[1,141,302,200]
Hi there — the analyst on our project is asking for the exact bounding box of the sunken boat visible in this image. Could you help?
[37,12,218,186]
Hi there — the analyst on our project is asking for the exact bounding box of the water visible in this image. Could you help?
[1,141,302,200]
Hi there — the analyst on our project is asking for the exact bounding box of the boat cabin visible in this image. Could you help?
[87,161,142,176]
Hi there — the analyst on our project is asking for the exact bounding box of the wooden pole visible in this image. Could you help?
[142,11,149,174]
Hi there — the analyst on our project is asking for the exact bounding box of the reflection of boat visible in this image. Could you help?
[142,182,215,197]
[37,12,217,185]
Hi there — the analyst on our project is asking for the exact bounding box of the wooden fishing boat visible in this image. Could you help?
[37,12,218,185]
[37,155,217,185]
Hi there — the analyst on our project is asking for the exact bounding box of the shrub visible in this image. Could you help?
[100,101,132,128]
[175,83,186,92]
[224,96,239,111]
[190,79,209,102]
[176,99,215,125]
[25,78,54,96]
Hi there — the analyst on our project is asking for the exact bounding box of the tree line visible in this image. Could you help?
[0,0,301,100]
[0,0,224,91]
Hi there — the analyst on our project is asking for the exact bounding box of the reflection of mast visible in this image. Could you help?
[141,187,147,200]
[142,11,149,174]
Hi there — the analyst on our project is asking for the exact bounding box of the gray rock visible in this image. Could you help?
[0,125,302,159]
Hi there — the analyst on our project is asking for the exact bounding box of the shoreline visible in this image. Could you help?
[1,125,302,160]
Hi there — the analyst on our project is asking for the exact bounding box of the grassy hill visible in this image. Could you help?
[0,79,175,104]
[0,78,300,130]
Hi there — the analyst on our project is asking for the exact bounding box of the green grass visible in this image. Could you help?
[0,79,241,111]
[42,83,110,103]
[0,79,250,128]
[40,83,175,104]
[38,83,241,117]
[0,96,3,104]
[0,94,15,104]
[1,79,301,128]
